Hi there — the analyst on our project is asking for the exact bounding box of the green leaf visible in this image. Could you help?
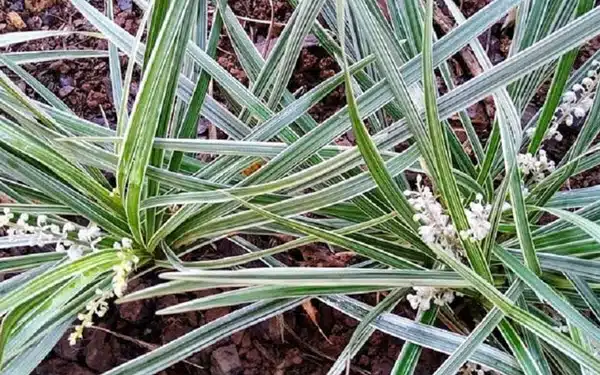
[493,246,600,343]
[0,31,102,48]
[0,50,108,65]
[159,268,469,288]
[392,307,438,375]
[566,274,600,321]
[106,0,124,116]
[0,321,70,375]
[0,253,64,274]
[156,285,391,315]
[0,55,70,112]
[336,0,416,229]
[0,251,120,315]
[223,194,422,269]
[433,281,541,375]
[167,12,222,173]
[117,0,193,245]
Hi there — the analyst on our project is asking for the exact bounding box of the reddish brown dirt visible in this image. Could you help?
[2,0,600,374]
[0,0,142,126]
[216,0,344,123]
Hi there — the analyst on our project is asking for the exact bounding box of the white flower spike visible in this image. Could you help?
[404,175,463,259]
[68,240,139,345]
[0,211,102,261]
[528,60,600,144]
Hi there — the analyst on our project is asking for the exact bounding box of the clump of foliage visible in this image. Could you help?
[0,0,600,374]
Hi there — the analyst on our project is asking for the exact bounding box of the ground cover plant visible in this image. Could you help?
[1,0,600,374]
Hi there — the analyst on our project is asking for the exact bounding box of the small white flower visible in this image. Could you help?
[518,150,555,183]
[113,238,134,251]
[542,121,563,141]
[34,231,53,247]
[16,213,29,228]
[517,153,535,175]
[121,238,133,249]
[565,114,574,126]
[78,224,101,242]
[563,91,577,102]
[542,65,599,146]
[553,325,569,333]
[0,208,13,227]
[407,287,460,311]
[553,131,563,141]
[36,215,47,227]
[62,222,76,233]
[525,127,535,137]
[66,245,84,261]
[581,97,594,111]
[110,250,139,298]
[68,328,83,346]
[583,77,595,89]
[573,106,587,118]
[91,238,103,252]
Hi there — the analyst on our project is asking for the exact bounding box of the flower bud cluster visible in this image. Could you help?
[553,325,569,334]
[404,176,463,259]
[517,149,555,183]
[405,177,493,259]
[111,238,139,298]
[406,286,463,311]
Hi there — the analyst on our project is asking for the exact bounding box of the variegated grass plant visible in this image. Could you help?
[0,0,600,374]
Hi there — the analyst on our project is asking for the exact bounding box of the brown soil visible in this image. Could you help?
[1,0,599,374]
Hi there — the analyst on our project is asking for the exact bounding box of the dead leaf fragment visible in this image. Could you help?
[242,160,263,176]
[25,0,57,13]
[7,12,26,29]
[503,8,517,29]
[301,299,332,344]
